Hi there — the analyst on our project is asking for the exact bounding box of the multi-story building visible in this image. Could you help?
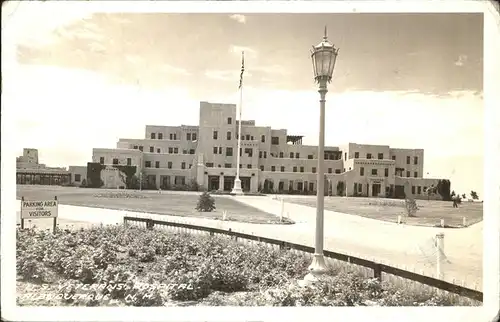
[16,148,71,185]
[84,101,441,199]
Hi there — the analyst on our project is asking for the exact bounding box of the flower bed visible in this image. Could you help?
[16,225,480,307]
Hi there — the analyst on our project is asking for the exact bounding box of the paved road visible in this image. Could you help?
[14,197,482,290]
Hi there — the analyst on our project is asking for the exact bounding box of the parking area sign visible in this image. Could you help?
[21,199,58,219]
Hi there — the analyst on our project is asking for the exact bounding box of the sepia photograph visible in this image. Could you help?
[1,1,499,321]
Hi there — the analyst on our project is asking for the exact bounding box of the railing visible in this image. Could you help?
[123,216,483,302]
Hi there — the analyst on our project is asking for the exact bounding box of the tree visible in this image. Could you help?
[470,190,479,200]
[336,181,345,196]
[425,185,437,201]
[461,193,466,199]
[451,190,456,198]
[189,179,200,192]
[436,179,452,201]
[404,198,419,217]
[196,192,216,212]
[80,179,87,188]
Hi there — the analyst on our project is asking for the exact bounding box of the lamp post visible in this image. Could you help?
[302,26,339,284]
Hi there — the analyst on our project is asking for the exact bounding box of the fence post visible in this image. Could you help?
[53,196,58,234]
[373,263,382,280]
[397,215,402,224]
[20,196,25,229]
[280,198,284,222]
[462,216,467,227]
[436,232,445,279]
[440,219,445,228]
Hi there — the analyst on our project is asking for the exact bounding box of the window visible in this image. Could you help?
[183,150,187,154]
[300,167,304,173]
[151,133,156,139]
[371,169,378,176]
[264,152,267,158]
[245,148,253,157]
[228,117,232,124]
[192,133,197,141]
[169,134,173,140]
[247,164,252,169]
[308,154,313,159]
[168,147,173,154]
[354,152,359,158]
[145,161,151,168]
[271,137,279,145]
[150,146,154,153]
[174,147,179,154]
[213,147,218,154]
[180,162,185,169]
[158,133,163,140]
[173,134,177,140]
[251,136,254,140]
[168,162,172,169]
[213,131,218,140]
[259,151,263,158]
[75,174,81,182]
[113,158,119,165]
[155,161,160,168]
[280,166,285,172]
[239,164,242,168]
[189,149,195,154]
[239,148,242,156]
[360,167,365,176]
[328,168,332,173]
[271,166,276,172]
[279,152,284,158]
[414,156,419,165]
[99,157,104,164]
[309,182,314,191]
[157,148,161,153]
[189,164,192,169]
[218,147,222,155]
[392,155,396,161]
[411,186,416,194]
[246,135,250,140]
[133,145,138,149]
[344,152,347,160]
[417,186,422,194]
[296,153,300,159]
[414,171,418,178]
[187,133,192,141]
[335,169,341,174]
[384,168,389,177]
[378,153,383,160]
[367,153,372,159]
[406,171,410,177]
[293,166,297,172]
[226,147,233,156]
[261,135,265,143]
[206,163,214,167]
[289,152,294,158]
[139,146,144,152]
[127,158,132,166]
[260,166,264,171]
[358,184,362,193]
[312,167,316,173]
[407,156,411,164]
[227,131,232,140]
[174,176,186,185]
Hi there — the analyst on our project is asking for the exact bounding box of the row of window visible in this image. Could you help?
[149,132,198,141]
[212,147,255,157]
[145,161,192,169]
[351,152,419,164]
[213,130,269,143]
[359,167,419,178]
[133,145,196,155]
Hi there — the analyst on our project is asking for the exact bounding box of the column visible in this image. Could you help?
[368,183,372,197]
[219,174,224,191]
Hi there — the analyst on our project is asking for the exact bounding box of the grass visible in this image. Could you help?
[282,195,483,227]
[16,185,292,225]
[16,224,481,307]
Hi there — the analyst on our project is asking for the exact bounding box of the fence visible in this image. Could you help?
[123,216,483,302]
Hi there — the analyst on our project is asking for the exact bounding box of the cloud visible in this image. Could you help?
[454,54,468,67]
[229,45,257,57]
[229,14,246,24]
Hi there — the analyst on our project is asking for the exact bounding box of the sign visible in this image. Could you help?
[21,200,58,219]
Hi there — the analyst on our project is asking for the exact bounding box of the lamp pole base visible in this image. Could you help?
[298,253,328,287]
[231,178,244,195]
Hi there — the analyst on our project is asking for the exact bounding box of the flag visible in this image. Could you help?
[238,51,245,89]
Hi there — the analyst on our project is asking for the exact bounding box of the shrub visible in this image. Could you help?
[404,198,419,217]
[196,192,216,212]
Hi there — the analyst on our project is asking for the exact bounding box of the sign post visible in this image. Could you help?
[20,196,59,233]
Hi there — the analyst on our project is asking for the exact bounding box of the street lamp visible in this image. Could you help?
[303,26,339,284]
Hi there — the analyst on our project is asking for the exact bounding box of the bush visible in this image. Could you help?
[404,198,419,217]
[196,192,216,212]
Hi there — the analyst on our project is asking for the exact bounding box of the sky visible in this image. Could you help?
[2,2,484,198]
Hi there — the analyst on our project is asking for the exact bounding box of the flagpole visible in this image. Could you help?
[231,51,244,195]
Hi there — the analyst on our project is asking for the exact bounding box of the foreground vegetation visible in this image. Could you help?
[16,225,480,307]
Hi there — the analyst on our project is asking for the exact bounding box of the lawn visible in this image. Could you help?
[15,224,480,307]
[282,196,483,228]
[16,185,291,225]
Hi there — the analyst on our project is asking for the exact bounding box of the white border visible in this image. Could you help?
[2,1,499,322]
